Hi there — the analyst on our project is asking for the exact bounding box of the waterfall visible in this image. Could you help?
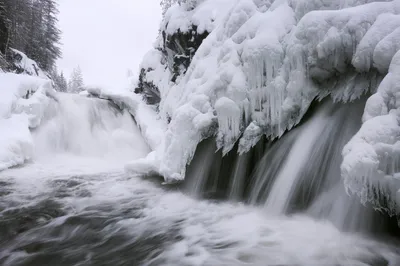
[185,97,398,234]
[264,102,334,214]
[32,93,150,162]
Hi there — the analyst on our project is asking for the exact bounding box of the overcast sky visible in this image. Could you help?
[57,0,161,89]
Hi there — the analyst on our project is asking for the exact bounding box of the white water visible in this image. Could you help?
[31,93,150,169]
[2,164,399,266]
[1,94,400,265]
[264,103,333,214]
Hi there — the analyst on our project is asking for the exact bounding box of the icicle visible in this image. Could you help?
[215,97,242,155]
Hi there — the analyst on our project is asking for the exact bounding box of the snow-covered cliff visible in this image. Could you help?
[133,0,400,215]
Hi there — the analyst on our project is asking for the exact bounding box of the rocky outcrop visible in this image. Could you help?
[135,26,209,105]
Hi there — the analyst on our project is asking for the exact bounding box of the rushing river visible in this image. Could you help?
[1,94,399,266]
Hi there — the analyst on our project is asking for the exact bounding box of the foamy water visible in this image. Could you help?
[0,94,399,266]
[1,163,399,266]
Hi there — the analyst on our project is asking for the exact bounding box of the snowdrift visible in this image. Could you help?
[131,0,400,215]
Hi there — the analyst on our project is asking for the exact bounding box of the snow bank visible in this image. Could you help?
[0,115,33,171]
[0,73,54,170]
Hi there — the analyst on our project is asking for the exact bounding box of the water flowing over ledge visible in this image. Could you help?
[132,0,400,216]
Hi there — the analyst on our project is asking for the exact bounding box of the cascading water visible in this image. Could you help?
[258,98,385,232]
[263,102,333,214]
[185,97,400,236]
[1,93,400,266]
[32,93,149,161]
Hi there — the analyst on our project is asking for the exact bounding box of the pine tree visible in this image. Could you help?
[126,68,134,78]
[24,0,61,71]
[39,0,61,70]
[50,66,61,90]
[3,0,32,53]
[49,66,67,92]
[0,2,9,54]
[59,72,68,92]
[1,0,61,71]
[68,66,84,93]
[161,0,179,15]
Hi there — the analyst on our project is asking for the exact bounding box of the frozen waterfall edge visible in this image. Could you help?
[128,0,400,217]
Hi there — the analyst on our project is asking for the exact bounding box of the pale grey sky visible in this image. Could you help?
[57,0,162,89]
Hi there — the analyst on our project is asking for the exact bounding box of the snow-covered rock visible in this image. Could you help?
[8,48,48,78]
[0,114,33,171]
[0,73,55,170]
[342,50,400,216]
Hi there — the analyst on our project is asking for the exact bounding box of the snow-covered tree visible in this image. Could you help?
[1,0,61,71]
[160,0,198,15]
[58,72,68,92]
[126,68,134,78]
[0,3,8,54]
[50,67,68,92]
[68,66,84,93]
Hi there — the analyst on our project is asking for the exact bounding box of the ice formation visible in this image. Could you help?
[132,0,400,213]
[342,50,400,215]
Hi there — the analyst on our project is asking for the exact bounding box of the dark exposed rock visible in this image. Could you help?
[162,26,209,82]
[135,25,209,105]
[135,68,161,105]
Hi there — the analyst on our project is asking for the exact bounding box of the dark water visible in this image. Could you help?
[0,170,399,266]
[0,176,181,266]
